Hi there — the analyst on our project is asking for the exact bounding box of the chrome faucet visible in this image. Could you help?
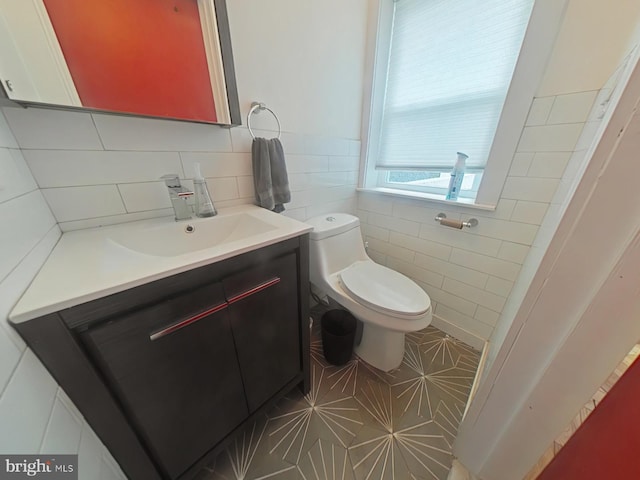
[161,174,194,221]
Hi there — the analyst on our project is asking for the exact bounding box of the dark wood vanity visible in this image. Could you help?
[12,235,310,479]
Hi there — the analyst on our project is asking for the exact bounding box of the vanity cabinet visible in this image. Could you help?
[12,235,310,480]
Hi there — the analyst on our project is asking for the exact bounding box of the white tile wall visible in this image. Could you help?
[3,108,360,230]
[359,90,598,342]
[0,111,126,479]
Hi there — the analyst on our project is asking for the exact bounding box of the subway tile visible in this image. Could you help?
[361,223,390,242]
[546,91,598,125]
[287,173,311,192]
[435,303,494,340]
[58,209,173,232]
[414,252,488,289]
[279,132,307,155]
[92,114,232,152]
[442,278,506,313]
[419,223,502,257]
[328,156,360,172]
[0,111,18,148]
[212,198,253,210]
[468,216,539,245]
[24,150,183,187]
[236,176,255,199]
[449,248,521,281]
[3,108,103,150]
[357,192,393,216]
[207,177,239,202]
[387,257,444,289]
[368,212,420,237]
[501,177,560,202]
[356,209,369,223]
[389,231,452,261]
[180,152,252,178]
[0,148,37,202]
[390,200,443,224]
[0,191,56,283]
[0,223,60,350]
[39,398,83,454]
[575,119,601,151]
[118,182,171,212]
[281,207,306,222]
[230,127,280,154]
[365,238,415,263]
[305,197,357,219]
[367,249,386,266]
[527,152,571,178]
[424,285,478,318]
[511,201,548,225]
[525,97,554,126]
[497,241,530,264]
[562,150,588,183]
[306,172,351,188]
[474,306,501,327]
[485,276,514,297]
[42,185,126,222]
[285,154,329,174]
[517,123,584,152]
[305,135,349,156]
[0,350,58,453]
[508,152,534,177]
[348,140,361,156]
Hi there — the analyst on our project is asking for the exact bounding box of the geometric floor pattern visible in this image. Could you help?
[196,304,481,480]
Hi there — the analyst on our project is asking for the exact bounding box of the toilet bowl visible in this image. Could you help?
[306,213,432,372]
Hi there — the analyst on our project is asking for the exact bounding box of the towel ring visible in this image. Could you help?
[247,102,281,140]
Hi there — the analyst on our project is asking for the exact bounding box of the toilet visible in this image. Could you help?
[307,213,432,372]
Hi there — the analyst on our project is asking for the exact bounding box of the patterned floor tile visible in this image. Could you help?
[206,415,298,480]
[266,361,364,465]
[197,306,480,480]
[297,438,355,480]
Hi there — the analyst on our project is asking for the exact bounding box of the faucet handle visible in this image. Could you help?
[161,174,181,188]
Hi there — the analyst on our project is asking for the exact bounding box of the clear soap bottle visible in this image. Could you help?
[446,152,469,201]
[193,163,217,217]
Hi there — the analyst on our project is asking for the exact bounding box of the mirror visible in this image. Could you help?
[0,0,240,126]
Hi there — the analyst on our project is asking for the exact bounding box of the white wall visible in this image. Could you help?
[0,111,125,478]
[358,0,640,346]
[0,0,368,231]
[0,1,369,478]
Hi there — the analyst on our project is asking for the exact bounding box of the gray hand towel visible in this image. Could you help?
[252,137,291,213]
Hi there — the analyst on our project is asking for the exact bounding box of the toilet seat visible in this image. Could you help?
[339,261,430,317]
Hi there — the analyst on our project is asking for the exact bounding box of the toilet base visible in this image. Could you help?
[354,323,405,372]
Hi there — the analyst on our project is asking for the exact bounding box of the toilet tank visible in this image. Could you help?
[306,213,369,288]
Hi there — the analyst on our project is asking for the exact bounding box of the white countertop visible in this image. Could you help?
[10,205,312,323]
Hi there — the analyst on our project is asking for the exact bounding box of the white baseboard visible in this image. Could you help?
[431,313,486,351]
[448,459,480,480]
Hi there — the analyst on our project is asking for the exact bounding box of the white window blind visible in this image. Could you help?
[376,0,534,171]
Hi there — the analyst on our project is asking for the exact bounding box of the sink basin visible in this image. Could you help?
[109,212,278,257]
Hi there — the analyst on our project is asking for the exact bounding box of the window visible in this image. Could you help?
[361,0,568,207]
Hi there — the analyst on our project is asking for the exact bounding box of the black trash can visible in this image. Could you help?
[321,309,357,366]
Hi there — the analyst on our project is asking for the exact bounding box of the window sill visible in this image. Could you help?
[356,187,497,211]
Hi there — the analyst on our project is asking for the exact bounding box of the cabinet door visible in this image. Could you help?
[224,253,301,412]
[82,282,247,480]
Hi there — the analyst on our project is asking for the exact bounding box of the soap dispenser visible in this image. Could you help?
[193,163,217,217]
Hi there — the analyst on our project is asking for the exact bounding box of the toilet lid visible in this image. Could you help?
[339,262,430,317]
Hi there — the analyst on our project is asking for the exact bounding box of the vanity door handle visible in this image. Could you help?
[227,277,281,305]
[149,302,228,341]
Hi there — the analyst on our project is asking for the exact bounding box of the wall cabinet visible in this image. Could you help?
[13,236,310,480]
